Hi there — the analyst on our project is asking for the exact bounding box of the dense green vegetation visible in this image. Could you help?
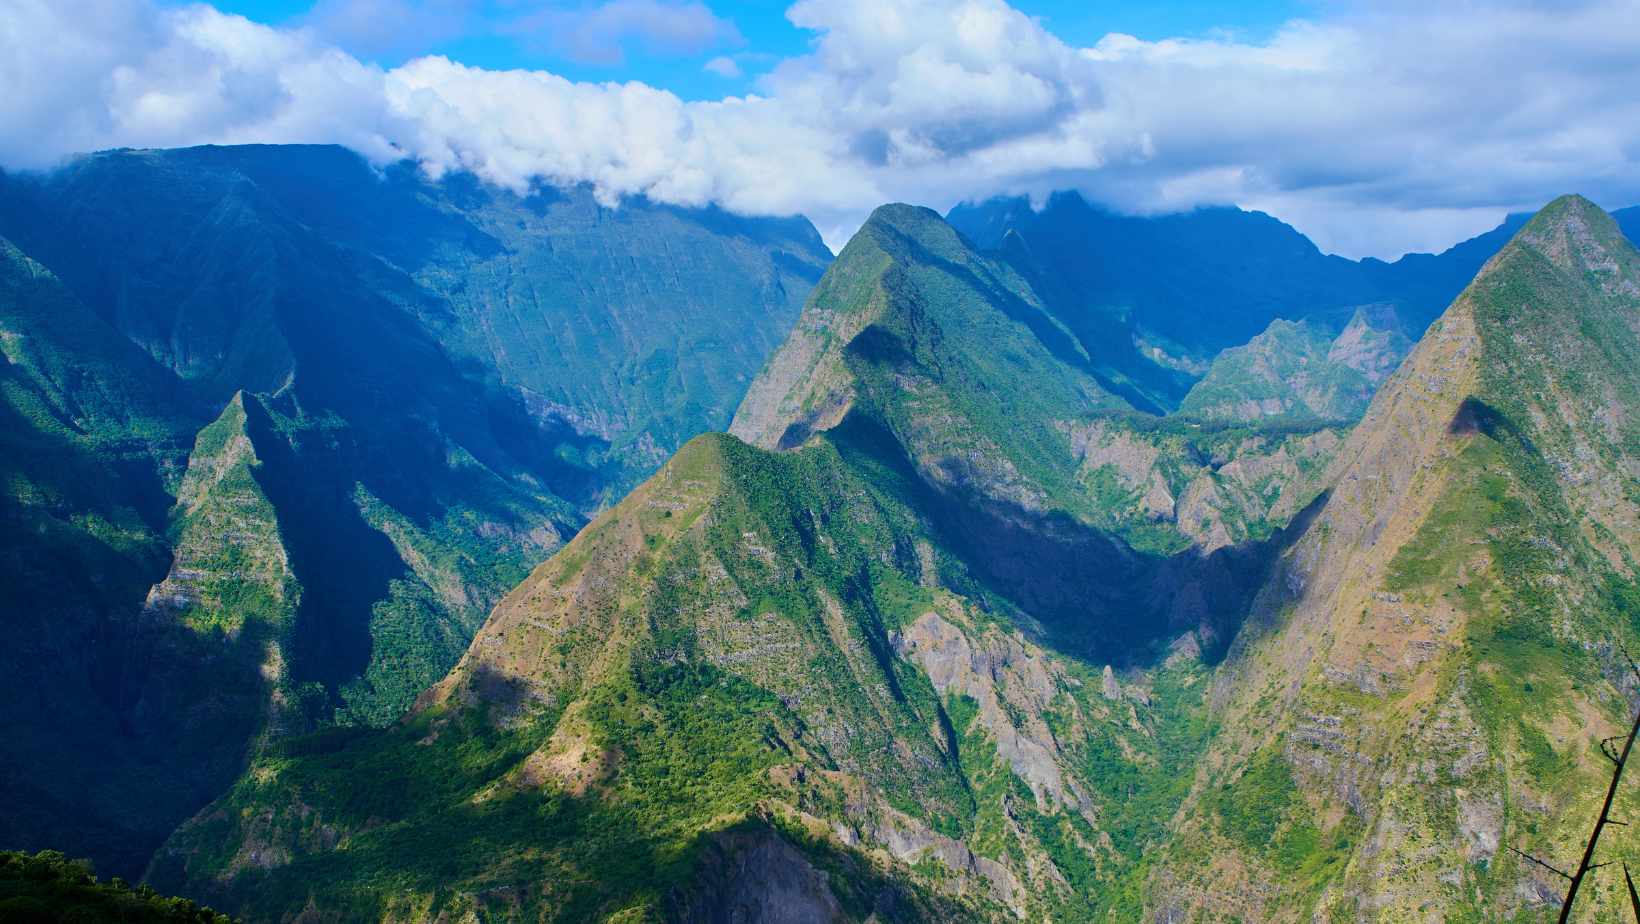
[12,144,1640,922]
[1211,749,1323,866]
[0,851,232,923]
[155,411,1227,921]
[157,198,1350,923]
[1177,310,1411,425]
[0,144,828,879]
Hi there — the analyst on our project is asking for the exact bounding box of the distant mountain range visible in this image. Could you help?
[6,144,1640,922]
[147,188,1640,921]
[948,190,1640,382]
[0,144,828,878]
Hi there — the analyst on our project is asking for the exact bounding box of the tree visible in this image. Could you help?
[1508,645,1640,922]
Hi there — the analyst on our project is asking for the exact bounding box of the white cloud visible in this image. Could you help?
[4,0,1640,258]
[0,0,404,167]
[703,55,741,78]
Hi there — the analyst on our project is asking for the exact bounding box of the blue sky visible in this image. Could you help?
[169,0,1310,101]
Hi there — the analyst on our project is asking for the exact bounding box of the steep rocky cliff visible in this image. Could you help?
[1149,196,1640,920]
[154,428,1223,921]
[155,206,1282,922]
[158,195,1640,924]
[0,144,829,879]
[732,204,1331,582]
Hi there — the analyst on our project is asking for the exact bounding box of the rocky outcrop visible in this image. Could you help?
[143,392,295,636]
[1178,307,1412,425]
[1065,418,1341,553]
[1152,197,1640,920]
[899,610,1079,811]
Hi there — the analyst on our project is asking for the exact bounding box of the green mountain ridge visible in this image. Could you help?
[9,144,1640,923]
[731,203,1335,570]
[148,202,1351,922]
[1149,195,1640,919]
[1176,304,1414,424]
[0,144,830,879]
[154,195,1640,922]
[152,410,1220,923]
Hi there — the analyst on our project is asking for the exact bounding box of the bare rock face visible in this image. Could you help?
[1065,418,1342,554]
[1151,197,1640,921]
[1328,304,1413,384]
[900,610,1077,810]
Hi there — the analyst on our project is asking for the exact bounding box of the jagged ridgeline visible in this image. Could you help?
[0,145,829,879]
[731,204,1340,611]
[1175,305,1414,424]
[154,205,1353,921]
[948,191,1515,361]
[948,190,1640,381]
[1150,196,1640,920]
[158,197,1640,921]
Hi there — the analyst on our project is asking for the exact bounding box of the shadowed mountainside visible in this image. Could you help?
[154,204,1344,922]
[948,192,1640,382]
[0,144,829,878]
[157,196,1640,923]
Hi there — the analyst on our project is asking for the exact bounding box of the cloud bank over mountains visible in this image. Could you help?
[5,0,1640,257]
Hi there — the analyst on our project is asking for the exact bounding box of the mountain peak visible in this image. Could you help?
[1509,193,1630,276]
[732,202,1137,456]
[1531,191,1603,221]
[862,202,942,226]
[1455,194,1640,335]
[854,202,971,260]
[1156,190,1640,918]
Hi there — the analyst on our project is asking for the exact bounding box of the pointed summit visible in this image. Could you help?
[858,201,960,242]
[1496,193,1636,286]
[731,202,1130,496]
[1152,196,1640,919]
[1522,192,1618,236]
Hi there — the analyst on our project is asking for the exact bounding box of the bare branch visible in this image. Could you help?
[1605,736,1626,765]
[1509,845,1573,882]
[1619,640,1640,686]
[1557,703,1640,923]
[1625,864,1640,923]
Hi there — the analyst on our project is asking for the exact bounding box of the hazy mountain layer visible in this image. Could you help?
[1177,304,1414,424]
[0,144,828,878]
[154,204,1342,922]
[948,192,1640,374]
